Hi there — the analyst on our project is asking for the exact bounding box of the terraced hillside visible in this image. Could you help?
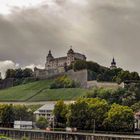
[0,80,88,102]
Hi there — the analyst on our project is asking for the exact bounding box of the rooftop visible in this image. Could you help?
[34,103,55,114]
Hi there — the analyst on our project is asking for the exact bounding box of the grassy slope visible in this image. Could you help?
[28,88,87,101]
[0,80,88,102]
[0,80,52,101]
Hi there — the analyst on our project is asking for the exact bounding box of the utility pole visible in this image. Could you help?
[93,119,95,133]
[53,116,55,131]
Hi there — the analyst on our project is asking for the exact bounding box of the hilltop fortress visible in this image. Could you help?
[0,48,123,89]
[34,47,124,89]
[34,47,86,79]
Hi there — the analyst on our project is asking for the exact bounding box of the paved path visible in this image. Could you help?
[0,100,75,105]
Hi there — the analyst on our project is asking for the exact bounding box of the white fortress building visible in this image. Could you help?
[45,47,86,71]
[34,47,86,79]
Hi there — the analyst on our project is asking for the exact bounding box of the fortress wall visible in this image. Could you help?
[67,69,88,88]
[0,78,14,89]
[87,81,124,89]
[34,69,48,79]
[34,69,88,88]
[34,68,125,89]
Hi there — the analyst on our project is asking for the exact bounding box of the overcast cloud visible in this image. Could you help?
[0,0,140,76]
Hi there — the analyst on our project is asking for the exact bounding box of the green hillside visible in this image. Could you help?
[0,80,88,102]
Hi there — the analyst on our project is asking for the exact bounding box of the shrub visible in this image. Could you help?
[50,75,79,89]
[36,117,48,129]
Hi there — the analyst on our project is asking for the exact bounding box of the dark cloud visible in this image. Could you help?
[0,0,140,74]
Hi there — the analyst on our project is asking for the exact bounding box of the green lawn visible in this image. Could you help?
[0,80,88,102]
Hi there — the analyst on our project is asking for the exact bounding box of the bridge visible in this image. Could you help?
[0,128,140,140]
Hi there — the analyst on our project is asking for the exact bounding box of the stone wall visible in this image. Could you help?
[34,68,88,88]
[66,69,88,88]
[87,81,124,89]
[0,78,14,89]
[34,68,124,89]
[34,68,65,80]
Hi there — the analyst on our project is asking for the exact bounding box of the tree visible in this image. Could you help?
[131,101,140,112]
[115,70,139,83]
[103,104,134,131]
[86,61,100,73]
[86,98,109,130]
[22,68,33,78]
[14,105,33,121]
[15,68,23,79]
[121,83,140,106]
[53,100,68,128]
[67,98,109,130]
[0,104,15,127]
[73,60,87,71]
[109,88,126,104]
[36,117,48,129]
[67,99,90,130]
[130,72,140,81]
[5,69,15,78]
[86,88,126,105]
[0,105,6,122]
[50,75,78,89]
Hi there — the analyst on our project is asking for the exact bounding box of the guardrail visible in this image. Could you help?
[0,128,140,140]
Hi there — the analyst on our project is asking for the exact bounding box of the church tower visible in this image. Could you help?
[110,57,117,69]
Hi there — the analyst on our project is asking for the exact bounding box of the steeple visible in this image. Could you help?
[110,57,117,69]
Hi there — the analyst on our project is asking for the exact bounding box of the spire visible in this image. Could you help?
[47,50,53,57]
[110,57,117,69]
[111,57,116,65]
[67,46,74,54]
[49,50,51,55]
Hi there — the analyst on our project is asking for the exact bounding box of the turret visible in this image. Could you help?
[46,50,54,62]
[67,46,74,55]
[110,57,117,69]
[67,46,74,65]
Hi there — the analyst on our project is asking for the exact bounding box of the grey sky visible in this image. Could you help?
[0,0,140,77]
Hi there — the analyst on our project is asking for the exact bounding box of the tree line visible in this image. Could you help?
[53,83,140,132]
[0,104,40,127]
[4,68,34,86]
[54,99,134,132]
[5,68,33,79]
[69,60,140,83]
[86,83,140,107]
